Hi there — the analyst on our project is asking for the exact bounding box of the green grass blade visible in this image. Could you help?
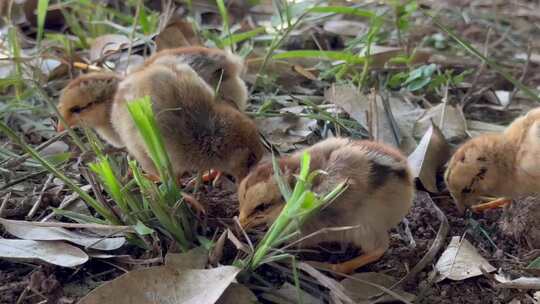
[273,50,365,64]
[36,0,50,45]
[216,0,233,49]
[126,96,175,184]
[53,209,109,225]
[272,153,292,201]
[310,5,374,18]
[220,27,266,47]
[138,4,151,35]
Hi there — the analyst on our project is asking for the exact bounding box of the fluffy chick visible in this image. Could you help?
[445,107,540,213]
[238,137,414,274]
[142,46,248,111]
[56,72,123,147]
[112,63,264,182]
[444,134,517,213]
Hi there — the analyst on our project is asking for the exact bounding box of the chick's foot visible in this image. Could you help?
[471,198,512,213]
[307,247,386,275]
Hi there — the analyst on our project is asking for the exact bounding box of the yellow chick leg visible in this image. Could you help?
[471,198,512,213]
[308,247,386,275]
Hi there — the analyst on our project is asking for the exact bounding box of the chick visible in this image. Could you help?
[111,62,264,183]
[142,46,248,111]
[56,72,123,147]
[504,108,540,183]
[444,134,517,213]
[238,137,414,274]
[445,107,540,213]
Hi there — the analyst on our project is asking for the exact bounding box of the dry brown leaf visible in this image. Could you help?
[209,230,227,266]
[339,272,416,304]
[217,283,259,304]
[414,103,467,141]
[165,246,208,270]
[492,274,540,289]
[435,236,496,282]
[255,115,317,148]
[466,120,506,137]
[323,20,368,37]
[0,239,88,267]
[78,265,241,304]
[0,218,125,251]
[298,262,355,304]
[261,282,323,304]
[325,84,423,148]
[408,122,451,193]
[89,34,130,62]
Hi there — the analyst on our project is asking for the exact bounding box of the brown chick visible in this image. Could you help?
[142,46,248,111]
[445,107,540,213]
[56,72,123,147]
[238,137,414,274]
[444,134,517,213]
[111,62,264,183]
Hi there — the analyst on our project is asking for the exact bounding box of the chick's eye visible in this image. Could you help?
[70,106,82,114]
[254,202,271,214]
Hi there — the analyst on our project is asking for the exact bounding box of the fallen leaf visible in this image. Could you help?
[339,272,416,304]
[414,103,467,141]
[255,114,317,148]
[217,283,259,304]
[0,218,125,251]
[114,53,145,74]
[261,282,323,304]
[466,120,506,137]
[298,262,355,304]
[209,230,227,266]
[165,246,208,270]
[492,273,540,289]
[325,84,424,148]
[408,122,451,193]
[78,264,241,304]
[41,141,69,156]
[515,53,540,64]
[0,239,88,267]
[323,20,368,37]
[90,34,131,62]
[435,236,496,282]
[494,90,511,107]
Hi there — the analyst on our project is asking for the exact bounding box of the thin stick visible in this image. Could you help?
[0,131,67,168]
[27,174,53,219]
[508,42,532,108]
[0,169,48,191]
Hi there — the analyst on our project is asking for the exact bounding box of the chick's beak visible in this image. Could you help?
[56,121,65,132]
[238,214,250,228]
